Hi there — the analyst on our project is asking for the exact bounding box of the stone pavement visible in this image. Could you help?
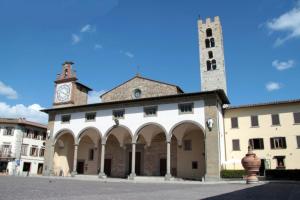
[0,176,299,200]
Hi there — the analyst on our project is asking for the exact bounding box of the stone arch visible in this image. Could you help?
[169,120,205,138]
[104,125,133,142]
[134,122,168,143]
[54,128,77,145]
[77,126,102,145]
[169,120,206,180]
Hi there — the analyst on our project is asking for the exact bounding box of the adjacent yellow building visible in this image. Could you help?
[224,99,300,174]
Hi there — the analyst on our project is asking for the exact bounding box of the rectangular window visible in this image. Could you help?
[1,144,11,156]
[24,129,31,138]
[178,103,193,114]
[183,140,192,151]
[271,114,280,126]
[232,139,240,151]
[85,112,96,121]
[231,117,238,128]
[294,112,300,124]
[270,137,287,149]
[30,146,38,156]
[112,109,125,119]
[21,144,28,156]
[3,127,14,136]
[296,136,300,148]
[274,156,285,169]
[61,115,71,123]
[39,148,45,157]
[251,115,259,127]
[89,149,94,160]
[192,161,198,169]
[249,138,264,150]
[33,131,39,139]
[144,106,157,117]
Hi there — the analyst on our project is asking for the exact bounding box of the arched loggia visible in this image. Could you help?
[53,129,76,176]
[169,120,206,180]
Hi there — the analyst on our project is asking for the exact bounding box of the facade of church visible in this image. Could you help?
[42,16,300,181]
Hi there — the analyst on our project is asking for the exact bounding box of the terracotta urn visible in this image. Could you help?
[241,146,261,184]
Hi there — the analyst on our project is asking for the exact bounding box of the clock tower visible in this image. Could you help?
[53,61,92,108]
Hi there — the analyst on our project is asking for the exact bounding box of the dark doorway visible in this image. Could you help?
[0,161,8,173]
[160,158,166,176]
[37,163,43,174]
[128,152,141,175]
[77,161,84,174]
[259,159,265,176]
[104,159,111,176]
[23,162,31,172]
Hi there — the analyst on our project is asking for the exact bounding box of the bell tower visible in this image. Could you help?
[198,16,227,95]
[53,61,92,108]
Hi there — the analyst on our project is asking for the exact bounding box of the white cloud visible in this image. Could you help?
[120,50,134,58]
[267,4,300,46]
[94,44,103,49]
[0,81,18,99]
[266,82,282,91]
[71,34,81,45]
[80,24,96,33]
[87,90,105,104]
[272,59,295,71]
[0,102,48,124]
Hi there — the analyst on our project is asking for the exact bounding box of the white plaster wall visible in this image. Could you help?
[0,125,45,175]
[217,103,226,166]
[53,100,206,141]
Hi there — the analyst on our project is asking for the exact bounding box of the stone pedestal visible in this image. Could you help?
[241,146,261,184]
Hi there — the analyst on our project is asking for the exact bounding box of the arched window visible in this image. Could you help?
[208,51,213,59]
[210,38,215,47]
[207,60,212,71]
[206,28,212,37]
[212,59,217,70]
[64,69,68,78]
[205,39,210,48]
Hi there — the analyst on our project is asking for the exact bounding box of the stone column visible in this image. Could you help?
[71,144,78,177]
[129,142,136,180]
[165,141,172,180]
[98,143,107,178]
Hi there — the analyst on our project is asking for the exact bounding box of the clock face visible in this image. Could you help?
[56,83,72,103]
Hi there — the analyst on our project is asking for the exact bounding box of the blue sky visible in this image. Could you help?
[0,0,299,123]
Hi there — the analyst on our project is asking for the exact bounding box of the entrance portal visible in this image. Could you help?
[104,159,111,176]
[76,161,84,174]
[160,158,166,176]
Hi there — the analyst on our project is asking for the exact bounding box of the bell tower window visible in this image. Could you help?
[205,39,210,48]
[210,38,215,47]
[206,28,212,37]
[212,59,217,70]
[206,60,212,71]
[208,51,213,59]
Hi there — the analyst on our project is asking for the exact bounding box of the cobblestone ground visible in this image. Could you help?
[0,176,300,200]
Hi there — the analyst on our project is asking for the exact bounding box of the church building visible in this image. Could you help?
[42,16,300,181]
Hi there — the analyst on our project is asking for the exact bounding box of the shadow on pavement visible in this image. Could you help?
[201,182,300,200]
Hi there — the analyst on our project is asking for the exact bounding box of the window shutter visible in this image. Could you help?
[270,138,274,149]
[231,117,238,128]
[297,136,300,148]
[282,137,287,148]
[260,139,264,149]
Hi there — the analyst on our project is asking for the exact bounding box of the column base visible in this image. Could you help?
[204,175,221,182]
[98,172,107,179]
[164,173,173,181]
[128,173,136,180]
[71,171,77,177]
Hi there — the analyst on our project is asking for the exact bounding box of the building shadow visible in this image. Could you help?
[201,182,300,200]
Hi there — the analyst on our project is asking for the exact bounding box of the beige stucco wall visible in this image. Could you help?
[176,130,205,180]
[53,134,74,176]
[77,136,99,174]
[224,103,300,170]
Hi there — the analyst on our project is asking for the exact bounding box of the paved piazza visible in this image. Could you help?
[0,176,300,200]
